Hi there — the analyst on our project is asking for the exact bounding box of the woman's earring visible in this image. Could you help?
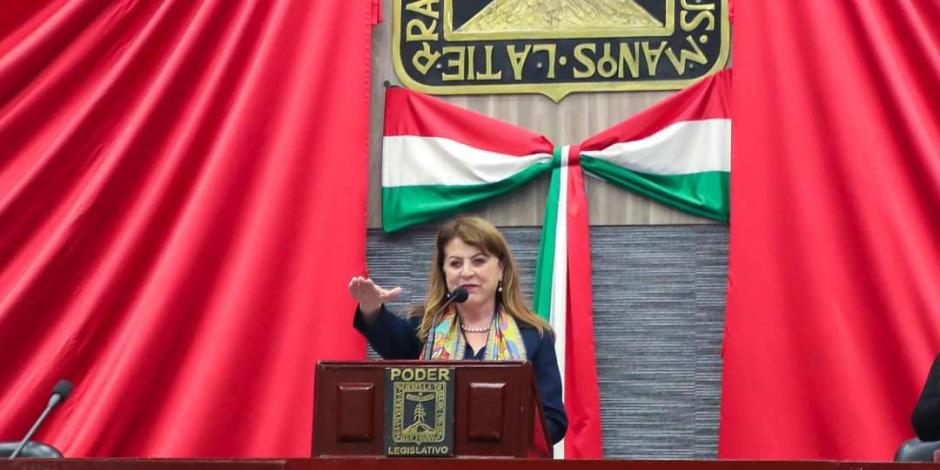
[497,280,503,293]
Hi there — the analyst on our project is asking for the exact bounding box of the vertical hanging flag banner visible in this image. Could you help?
[722,0,940,460]
[0,0,377,457]
[382,69,731,458]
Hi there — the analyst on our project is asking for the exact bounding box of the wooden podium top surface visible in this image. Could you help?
[0,459,934,470]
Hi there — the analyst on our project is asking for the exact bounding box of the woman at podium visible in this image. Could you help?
[349,217,568,445]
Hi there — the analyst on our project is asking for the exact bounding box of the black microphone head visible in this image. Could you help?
[451,287,469,303]
[52,380,74,401]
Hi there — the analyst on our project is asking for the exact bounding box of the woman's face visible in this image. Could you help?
[442,237,504,308]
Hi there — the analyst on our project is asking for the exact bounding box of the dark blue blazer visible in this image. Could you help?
[354,305,568,445]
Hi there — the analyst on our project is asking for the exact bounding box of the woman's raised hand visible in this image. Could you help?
[348,276,402,317]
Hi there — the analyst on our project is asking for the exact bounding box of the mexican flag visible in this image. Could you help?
[382,69,731,458]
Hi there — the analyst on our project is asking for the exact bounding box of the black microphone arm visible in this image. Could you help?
[9,379,74,460]
[423,287,469,360]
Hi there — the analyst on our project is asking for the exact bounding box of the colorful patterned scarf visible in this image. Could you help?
[424,308,527,361]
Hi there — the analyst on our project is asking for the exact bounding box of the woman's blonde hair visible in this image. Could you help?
[416,216,550,341]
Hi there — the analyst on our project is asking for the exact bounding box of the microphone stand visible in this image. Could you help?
[9,403,57,459]
[424,288,468,360]
[9,380,73,460]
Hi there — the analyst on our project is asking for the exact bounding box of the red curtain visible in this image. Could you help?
[722,0,940,459]
[0,0,376,457]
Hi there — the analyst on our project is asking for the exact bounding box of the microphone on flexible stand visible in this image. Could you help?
[424,287,469,360]
[8,380,74,459]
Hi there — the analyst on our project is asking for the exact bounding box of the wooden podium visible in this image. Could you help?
[313,361,552,458]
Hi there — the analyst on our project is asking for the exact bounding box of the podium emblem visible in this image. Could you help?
[385,367,455,456]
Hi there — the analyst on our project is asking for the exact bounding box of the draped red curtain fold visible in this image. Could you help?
[0,0,374,457]
[722,0,940,459]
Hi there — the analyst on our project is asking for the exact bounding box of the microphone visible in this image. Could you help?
[424,287,469,360]
[9,380,74,459]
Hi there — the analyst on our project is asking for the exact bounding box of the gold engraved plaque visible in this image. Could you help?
[384,367,455,457]
[393,0,730,101]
